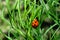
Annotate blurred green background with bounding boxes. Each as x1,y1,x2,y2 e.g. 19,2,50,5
0,0,60,40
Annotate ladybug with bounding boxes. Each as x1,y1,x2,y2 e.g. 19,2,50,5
32,19,39,28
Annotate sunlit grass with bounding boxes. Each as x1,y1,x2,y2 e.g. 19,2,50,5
0,0,60,40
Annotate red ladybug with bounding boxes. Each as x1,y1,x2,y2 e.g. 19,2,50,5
32,19,39,28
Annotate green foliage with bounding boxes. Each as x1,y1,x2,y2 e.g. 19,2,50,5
0,0,60,40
